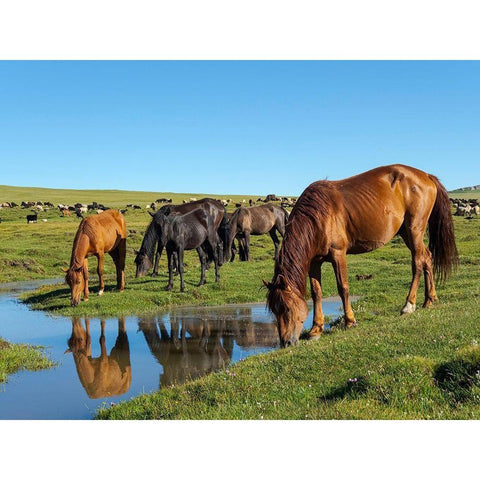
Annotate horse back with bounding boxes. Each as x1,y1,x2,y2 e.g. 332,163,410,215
84,210,127,253
336,165,437,252
170,208,212,249
168,198,224,230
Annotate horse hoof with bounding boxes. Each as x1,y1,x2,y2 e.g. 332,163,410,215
308,334,322,341
151,273,158,278
83,298,89,303
401,302,416,315
98,290,104,296
345,321,357,329
166,286,172,291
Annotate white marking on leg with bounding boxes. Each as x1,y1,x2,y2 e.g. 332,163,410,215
401,301,416,315
98,289,104,296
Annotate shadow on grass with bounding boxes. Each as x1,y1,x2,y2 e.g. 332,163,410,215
319,376,370,403
434,346,480,405
24,286,70,306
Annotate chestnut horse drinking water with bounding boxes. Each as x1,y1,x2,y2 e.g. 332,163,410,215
64,209,127,306
266,165,458,347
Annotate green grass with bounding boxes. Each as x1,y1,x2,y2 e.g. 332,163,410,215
0,338,56,383
96,214,480,419
1,184,480,419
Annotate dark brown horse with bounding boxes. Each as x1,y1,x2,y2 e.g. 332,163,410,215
64,209,127,306
226,203,289,262
265,165,458,347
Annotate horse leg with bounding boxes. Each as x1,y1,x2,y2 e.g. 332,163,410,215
178,247,185,292
110,240,126,291
331,250,356,327
83,258,89,302
152,242,163,277
399,219,433,314
422,248,438,308
99,320,107,357
166,247,174,291
196,247,207,286
243,230,251,261
308,260,324,338
208,237,220,283
96,253,105,295
230,239,237,262
269,228,280,261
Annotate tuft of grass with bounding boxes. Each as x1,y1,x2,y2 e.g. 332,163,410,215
0,338,56,383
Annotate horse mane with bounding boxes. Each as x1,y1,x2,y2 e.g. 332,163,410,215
139,216,161,260
272,180,336,297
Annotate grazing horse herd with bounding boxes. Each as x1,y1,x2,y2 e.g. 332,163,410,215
64,164,459,347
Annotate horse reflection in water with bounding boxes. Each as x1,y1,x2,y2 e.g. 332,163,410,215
138,314,231,388
226,307,280,350
65,317,132,399
138,307,279,389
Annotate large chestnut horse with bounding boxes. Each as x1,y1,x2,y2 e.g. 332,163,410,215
266,165,458,347
64,209,127,306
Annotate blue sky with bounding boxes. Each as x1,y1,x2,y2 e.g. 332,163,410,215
0,61,478,195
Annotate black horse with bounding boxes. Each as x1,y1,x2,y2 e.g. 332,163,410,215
135,198,228,277
142,208,221,292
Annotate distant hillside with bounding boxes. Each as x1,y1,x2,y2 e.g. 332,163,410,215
450,185,480,193
0,185,261,209
449,185,480,200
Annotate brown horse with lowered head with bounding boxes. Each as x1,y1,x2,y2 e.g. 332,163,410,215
266,164,458,347
64,209,127,306
226,203,289,262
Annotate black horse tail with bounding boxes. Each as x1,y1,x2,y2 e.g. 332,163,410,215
282,206,290,227
225,208,240,262
218,207,229,259
428,175,458,283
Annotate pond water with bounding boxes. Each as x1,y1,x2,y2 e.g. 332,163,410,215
0,279,343,419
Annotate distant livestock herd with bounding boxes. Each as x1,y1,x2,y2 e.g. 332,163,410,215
450,197,480,217
0,194,297,224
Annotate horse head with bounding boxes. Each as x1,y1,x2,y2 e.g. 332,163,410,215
265,274,308,347
134,248,152,277
64,265,86,307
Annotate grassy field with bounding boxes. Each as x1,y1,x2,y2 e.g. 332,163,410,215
95,214,480,419
0,338,55,384
1,184,480,419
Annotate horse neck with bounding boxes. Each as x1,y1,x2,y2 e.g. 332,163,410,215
140,221,160,260
70,231,90,269
274,214,317,296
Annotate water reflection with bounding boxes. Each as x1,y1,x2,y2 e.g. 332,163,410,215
0,279,344,419
66,317,132,399
138,306,279,389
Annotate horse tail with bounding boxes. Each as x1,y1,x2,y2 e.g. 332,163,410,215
217,207,229,260
282,207,289,227
225,209,240,262
428,175,458,283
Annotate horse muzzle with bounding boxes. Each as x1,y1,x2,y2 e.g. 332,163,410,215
281,336,299,348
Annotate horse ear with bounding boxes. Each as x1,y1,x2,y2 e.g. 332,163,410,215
262,279,272,289
148,211,154,217
277,274,291,292
134,249,139,255
64,349,71,354
61,267,69,273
